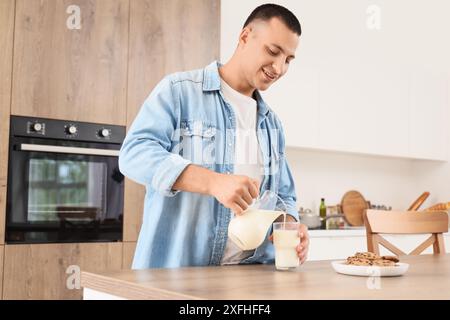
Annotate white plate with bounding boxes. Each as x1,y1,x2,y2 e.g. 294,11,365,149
331,260,409,277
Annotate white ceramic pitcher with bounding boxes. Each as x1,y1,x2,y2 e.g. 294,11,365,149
227,191,288,250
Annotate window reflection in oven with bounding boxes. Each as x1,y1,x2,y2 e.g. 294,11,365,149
28,158,107,222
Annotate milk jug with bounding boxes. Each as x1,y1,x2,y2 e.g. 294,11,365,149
227,191,287,250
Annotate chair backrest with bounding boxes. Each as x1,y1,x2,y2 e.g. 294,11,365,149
364,209,449,256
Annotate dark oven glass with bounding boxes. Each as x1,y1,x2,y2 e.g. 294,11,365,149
7,136,124,244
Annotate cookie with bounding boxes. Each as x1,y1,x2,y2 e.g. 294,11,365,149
354,252,381,260
346,257,372,266
381,255,399,263
372,259,396,267
345,252,400,267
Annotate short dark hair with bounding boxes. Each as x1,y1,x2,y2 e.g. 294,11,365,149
243,3,301,36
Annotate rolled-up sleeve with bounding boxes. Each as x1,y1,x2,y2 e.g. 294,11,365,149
119,76,191,197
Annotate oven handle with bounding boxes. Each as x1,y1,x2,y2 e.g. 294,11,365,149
19,143,120,157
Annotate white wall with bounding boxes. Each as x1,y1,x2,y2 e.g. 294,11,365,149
286,147,413,212
285,147,450,213
411,159,450,206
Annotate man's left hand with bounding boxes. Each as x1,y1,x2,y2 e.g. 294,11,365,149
269,223,309,264
297,224,309,264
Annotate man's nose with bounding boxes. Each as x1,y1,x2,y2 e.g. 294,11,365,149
271,58,284,76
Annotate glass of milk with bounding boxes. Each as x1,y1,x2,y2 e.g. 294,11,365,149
273,222,300,270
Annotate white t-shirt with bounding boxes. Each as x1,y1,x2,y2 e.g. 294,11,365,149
219,77,264,265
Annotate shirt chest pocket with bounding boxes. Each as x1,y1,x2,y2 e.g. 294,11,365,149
180,120,217,169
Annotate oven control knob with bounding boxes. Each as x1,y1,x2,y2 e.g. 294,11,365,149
32,123,43,132
99,128,110,138
66,125,77,135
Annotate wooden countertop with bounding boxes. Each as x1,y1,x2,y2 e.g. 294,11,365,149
81,254,450,300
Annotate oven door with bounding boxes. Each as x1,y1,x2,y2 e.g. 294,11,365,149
6,137,124,244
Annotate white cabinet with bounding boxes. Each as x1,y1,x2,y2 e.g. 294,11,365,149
221,0,450,161
316,68,410,158
308,235,367,261
308,230,450,261
409,72,449,161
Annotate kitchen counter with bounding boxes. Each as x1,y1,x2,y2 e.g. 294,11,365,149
81,254,450,300
307,229,450,261
309,228,366,237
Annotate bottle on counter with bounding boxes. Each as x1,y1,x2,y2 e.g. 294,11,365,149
320,198,327,229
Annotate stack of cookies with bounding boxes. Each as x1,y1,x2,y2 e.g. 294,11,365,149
346,252,399,267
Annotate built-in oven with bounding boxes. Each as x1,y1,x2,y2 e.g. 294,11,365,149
6,116,125,244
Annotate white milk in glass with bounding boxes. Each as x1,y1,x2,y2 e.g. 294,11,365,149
273,223,300,270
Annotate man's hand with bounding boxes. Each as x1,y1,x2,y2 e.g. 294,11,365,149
172,165,260,215
269,223,309,264
296,224,309,264
209,173,260,215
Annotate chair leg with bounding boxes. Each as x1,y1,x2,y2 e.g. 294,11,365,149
371,234,380,255
367,232,376,253
434,233,446,255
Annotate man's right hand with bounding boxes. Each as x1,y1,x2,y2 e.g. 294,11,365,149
209,173,260,215
172,165,260,215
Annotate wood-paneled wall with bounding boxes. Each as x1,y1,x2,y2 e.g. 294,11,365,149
11,0,129,125
0,0,15,246
3,243,123,300
124,0,221,242
122,242,137,269
0,0,221,299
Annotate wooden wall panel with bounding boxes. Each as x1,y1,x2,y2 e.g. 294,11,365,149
0,0,15,245
124,0,220,241
3,242,123,300
122,241,137,269
1,0,221,300
11,0,129,125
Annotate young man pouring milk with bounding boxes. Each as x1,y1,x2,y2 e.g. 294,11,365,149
119,4,310,269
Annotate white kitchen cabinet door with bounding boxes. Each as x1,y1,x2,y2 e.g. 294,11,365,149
316,0,450,160
409,72,448,161
312,0,411,158
317,68,409,158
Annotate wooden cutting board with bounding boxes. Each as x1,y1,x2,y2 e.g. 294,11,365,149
408,191,430,211
341,190,369,226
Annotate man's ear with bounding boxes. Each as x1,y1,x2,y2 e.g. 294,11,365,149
239,26,252,45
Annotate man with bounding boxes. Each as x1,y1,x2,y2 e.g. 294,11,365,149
119,3,309,269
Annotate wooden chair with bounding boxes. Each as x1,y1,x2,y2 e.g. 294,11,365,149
363,209,448,256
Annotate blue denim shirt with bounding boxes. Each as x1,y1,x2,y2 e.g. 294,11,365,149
119,61,299,269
